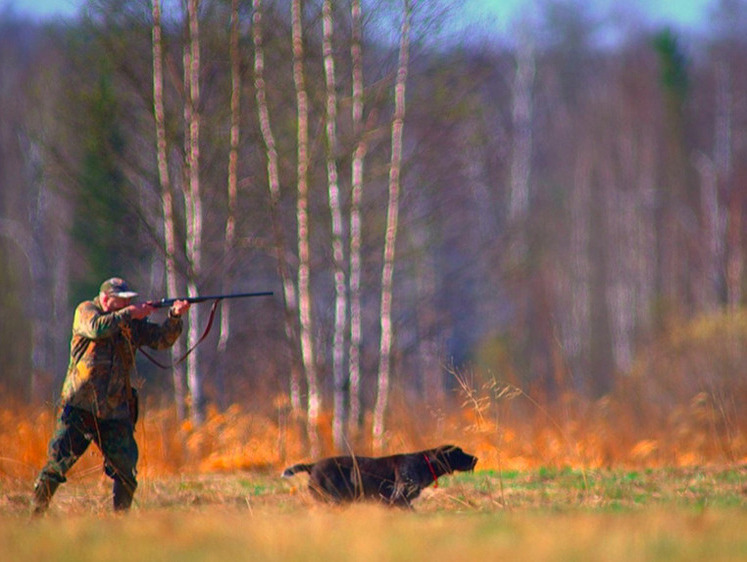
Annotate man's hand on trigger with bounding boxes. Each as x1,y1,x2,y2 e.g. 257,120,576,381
169,300,191,317
127,302,155,320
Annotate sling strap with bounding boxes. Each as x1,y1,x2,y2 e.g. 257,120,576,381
139,298,222,369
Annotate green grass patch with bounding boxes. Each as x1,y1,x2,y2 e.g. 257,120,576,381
1,466,745,561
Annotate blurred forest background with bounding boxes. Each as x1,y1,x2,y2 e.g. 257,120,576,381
0,0,745,464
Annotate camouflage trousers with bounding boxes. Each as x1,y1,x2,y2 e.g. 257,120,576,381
33,405,138,513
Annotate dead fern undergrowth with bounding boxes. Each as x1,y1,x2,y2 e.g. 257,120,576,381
1,374,744,485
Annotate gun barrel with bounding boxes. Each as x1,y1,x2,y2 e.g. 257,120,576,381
150,291,273,308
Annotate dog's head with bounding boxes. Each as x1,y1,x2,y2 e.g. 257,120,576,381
432,445,478,474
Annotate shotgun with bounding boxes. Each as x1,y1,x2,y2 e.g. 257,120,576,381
148,291,273,308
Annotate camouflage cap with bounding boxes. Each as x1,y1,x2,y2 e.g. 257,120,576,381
100,277,138,299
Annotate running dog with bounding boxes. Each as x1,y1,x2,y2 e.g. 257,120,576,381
282,444,477,507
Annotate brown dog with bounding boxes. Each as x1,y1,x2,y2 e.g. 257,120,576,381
282,444,477,507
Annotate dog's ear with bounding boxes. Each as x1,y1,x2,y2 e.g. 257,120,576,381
441,445,462,457
436,445,458,464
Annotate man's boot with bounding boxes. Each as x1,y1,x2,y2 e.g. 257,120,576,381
112,477,136,512
31,476,60,515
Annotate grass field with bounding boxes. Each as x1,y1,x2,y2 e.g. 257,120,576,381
2,360,745,561
2,466,745,561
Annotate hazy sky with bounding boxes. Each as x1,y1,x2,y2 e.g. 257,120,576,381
9,0,714,29
464,0,711,28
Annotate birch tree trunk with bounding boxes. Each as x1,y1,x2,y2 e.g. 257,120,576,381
694,153,723,311
565,138,592,386
348,0,365,435
725,190,743,311
252,0,303,414
152,0,187,421
216,0,241,408
322,0,348,451
508,24,535,260
505,21,537,392
373,0,411,454
713,64,743,311
26,142,57,402
0,216,49,400
184,0,205,425
292,0,321,455
607,111,657,375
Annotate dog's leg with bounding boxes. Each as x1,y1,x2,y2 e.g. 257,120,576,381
389,470,416,509
390,486,414,509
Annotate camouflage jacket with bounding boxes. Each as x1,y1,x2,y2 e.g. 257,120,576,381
59,296,183,420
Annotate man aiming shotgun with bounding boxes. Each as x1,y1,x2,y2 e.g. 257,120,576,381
32,277,271,514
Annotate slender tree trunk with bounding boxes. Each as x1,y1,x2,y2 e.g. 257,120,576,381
323,0,348,451
26,147,55,402
508,24,534,260
0,217,48,401
713,64,743,311
152,0,186,420
607,120,656,374
292,0,320,455
373,0,411,454
216,0,241,408
252,0,303,414
411,204,440,404
52,215,70,388
588,158,614,397
184,0,204,425
725,190,743,311
505,21,537,392
566,138,592,388
694,153,723,311
348,0,365,435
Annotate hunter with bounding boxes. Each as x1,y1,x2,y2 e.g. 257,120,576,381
32,277,190,514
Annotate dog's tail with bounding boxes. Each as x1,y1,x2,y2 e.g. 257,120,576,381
282,463,314,478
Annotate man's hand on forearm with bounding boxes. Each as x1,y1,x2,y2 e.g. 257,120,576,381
126,302,156,320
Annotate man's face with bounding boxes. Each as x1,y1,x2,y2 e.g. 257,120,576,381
101,293,132,312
